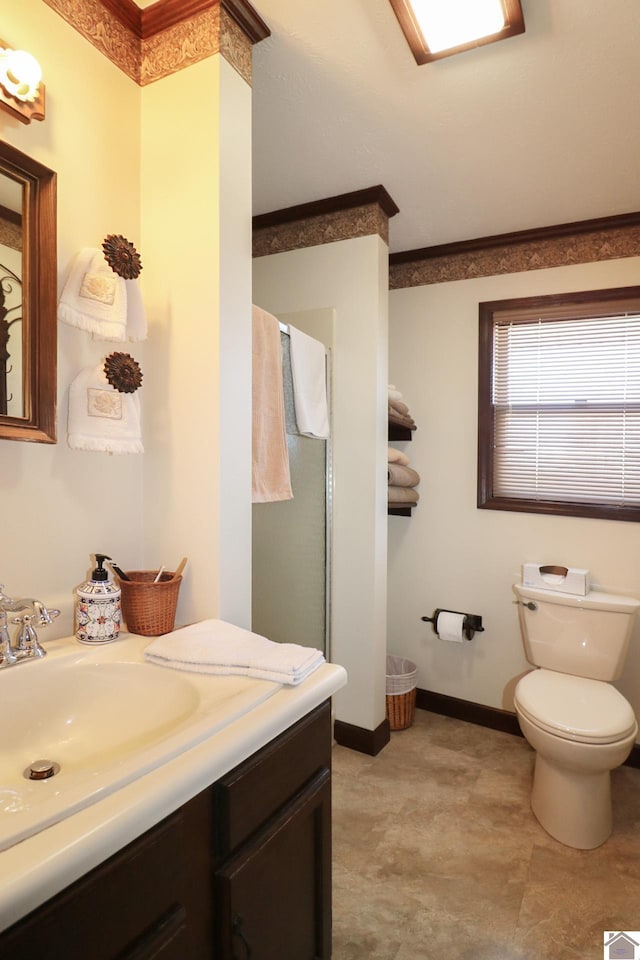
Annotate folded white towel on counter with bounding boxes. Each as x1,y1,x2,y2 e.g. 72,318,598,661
288,325,330,439
144,618,325,686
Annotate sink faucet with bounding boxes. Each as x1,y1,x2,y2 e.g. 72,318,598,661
0,586,60,668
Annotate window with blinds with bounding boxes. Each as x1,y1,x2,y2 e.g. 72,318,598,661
477,287,640,522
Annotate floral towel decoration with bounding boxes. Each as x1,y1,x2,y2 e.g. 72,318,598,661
102,234,143,280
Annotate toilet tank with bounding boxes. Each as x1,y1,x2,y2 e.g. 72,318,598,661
513,583,640,680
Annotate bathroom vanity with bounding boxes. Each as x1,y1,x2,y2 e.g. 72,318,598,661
0,633,346,959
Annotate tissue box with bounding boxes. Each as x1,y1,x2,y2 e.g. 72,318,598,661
522,563,590,597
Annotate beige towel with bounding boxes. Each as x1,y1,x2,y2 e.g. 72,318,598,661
388,447,410,466
389,397,410,416
388,485,420,504
252,305,293,503
388,463,420,487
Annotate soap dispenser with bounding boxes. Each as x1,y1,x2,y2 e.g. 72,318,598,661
76,553,121,644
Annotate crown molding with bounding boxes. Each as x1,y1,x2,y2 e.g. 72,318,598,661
252,186,400,257
45,0,269,85
389,211,640,288
96,0,269,41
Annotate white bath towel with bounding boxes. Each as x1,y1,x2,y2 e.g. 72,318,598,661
58,248,128,341
288,325,330,439
68,361,143,454
144,619,325,686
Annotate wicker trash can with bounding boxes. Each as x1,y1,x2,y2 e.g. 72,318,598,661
118,571,182,637
385,655,417,731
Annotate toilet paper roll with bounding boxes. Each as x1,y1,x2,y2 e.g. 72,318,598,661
437,611,465,643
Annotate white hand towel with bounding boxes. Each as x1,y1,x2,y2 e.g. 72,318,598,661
58,248,128,341
124,278,148,342
68,362,143,454
144,619,325,686
288,325,330,439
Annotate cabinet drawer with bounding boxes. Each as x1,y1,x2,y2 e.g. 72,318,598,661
213,700,331,857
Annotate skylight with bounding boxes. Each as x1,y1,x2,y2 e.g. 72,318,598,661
388,0,525,64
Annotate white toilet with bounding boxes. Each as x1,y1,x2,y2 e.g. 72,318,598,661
513,582,639,850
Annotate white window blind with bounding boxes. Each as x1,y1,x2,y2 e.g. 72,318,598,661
492,312,640,506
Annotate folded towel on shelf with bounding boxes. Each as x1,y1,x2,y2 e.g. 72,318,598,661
289,325,330,439
388,463,421,487
388,447,410,466
388,385,403,401
389,398,411,417
388,406,417,429
252,305,293,503
388,485,420,505
144,619,325,686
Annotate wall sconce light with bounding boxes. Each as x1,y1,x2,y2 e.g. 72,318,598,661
388,0,525,65
0,40,45,123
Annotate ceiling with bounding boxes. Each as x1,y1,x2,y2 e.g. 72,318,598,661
247,0,640,253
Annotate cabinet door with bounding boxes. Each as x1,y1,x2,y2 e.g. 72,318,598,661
0,792,212,960
215,770,331,960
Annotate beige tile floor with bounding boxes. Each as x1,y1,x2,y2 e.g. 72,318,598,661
331,710,640,960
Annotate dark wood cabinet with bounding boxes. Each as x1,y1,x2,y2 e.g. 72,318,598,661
0,702,332,960
215,771,331,960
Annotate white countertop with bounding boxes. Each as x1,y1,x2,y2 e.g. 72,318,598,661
0,632,347,933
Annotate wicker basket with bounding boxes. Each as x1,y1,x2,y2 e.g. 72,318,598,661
386,688,417,731
385,655,417,731
118,571,182,637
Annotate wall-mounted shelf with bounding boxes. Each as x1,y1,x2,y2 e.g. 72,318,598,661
388,416,418,515
388,423,414,442
388,505,414,517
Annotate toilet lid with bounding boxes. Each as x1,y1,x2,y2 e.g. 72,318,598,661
515,669,637,744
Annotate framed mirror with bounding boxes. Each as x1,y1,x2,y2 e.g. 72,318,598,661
0,140,56,443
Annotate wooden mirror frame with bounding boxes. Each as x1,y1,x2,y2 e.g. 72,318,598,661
0,140,56,443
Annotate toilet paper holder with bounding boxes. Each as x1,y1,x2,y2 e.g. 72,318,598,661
421,609,484,642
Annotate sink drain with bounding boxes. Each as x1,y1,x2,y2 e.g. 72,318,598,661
24,760,60,781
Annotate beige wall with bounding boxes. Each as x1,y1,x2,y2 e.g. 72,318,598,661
1,3,252,636
1,1,143,636
140,56,253,630
253,234,389,731
388,256,640,740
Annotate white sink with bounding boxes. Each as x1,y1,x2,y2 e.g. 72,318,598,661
0,634,280,852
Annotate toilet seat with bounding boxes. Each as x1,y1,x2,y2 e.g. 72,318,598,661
515,669,637,744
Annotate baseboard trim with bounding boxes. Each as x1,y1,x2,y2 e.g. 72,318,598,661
416,688,522,736
333,717,391,756
416,687,640,768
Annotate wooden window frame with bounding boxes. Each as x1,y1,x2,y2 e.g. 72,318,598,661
477,286,640,523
